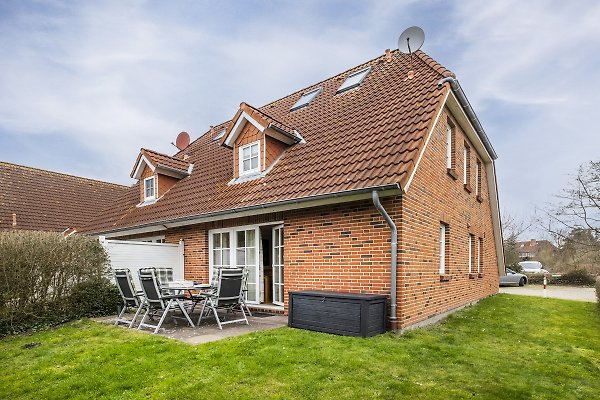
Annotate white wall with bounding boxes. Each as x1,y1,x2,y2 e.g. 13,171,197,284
100,237,184,289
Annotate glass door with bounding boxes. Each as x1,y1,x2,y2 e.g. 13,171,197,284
272,225,284,306
235,227,259,304
211,231,230,285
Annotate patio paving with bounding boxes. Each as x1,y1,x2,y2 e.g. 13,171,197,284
95,312,288,344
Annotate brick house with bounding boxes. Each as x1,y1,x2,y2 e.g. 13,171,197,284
0,161,127,233
83,49,504,330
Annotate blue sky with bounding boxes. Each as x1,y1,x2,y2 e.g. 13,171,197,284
1,1,599,238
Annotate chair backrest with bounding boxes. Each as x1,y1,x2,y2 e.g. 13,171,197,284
113,269,140,307
138,268,165,309
155,267,174,284
215,268,244,307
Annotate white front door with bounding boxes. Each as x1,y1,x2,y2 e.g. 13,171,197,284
235,227,260,304
272,225,284,306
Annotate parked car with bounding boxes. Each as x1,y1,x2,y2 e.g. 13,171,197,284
518,261,549,274
499,268,528,287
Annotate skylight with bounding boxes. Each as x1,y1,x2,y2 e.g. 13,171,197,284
290,87,321,111
336,67,371,94
213,129,226,141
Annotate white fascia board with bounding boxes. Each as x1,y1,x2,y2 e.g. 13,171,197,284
132,154,156,180
99,187,402,238
404,90,450,192
445,91,493,164
224,111,265,147
486,161,506,276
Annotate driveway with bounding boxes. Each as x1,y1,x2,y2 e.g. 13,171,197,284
500,285,597,302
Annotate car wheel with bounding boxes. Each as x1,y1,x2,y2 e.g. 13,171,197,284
519,277,526,287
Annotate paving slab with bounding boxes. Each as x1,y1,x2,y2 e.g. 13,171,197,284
94,313,288,344
500,285,596,302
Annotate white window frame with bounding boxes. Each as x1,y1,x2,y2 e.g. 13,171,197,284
239,141,260,176
475,160,481,195
446,124,452,169
468,234,473,273
143,176,156,201
439,223,446,275
463,146,468,184
478,237,483,273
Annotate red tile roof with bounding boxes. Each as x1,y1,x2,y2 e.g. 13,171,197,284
83,50,454,234
130,148,191,178
0,162,128,232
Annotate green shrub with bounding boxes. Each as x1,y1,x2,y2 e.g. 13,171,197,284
0,231,112,336
68,278,121,318
555,269,596,286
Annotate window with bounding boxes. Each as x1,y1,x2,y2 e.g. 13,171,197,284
291,87,321,111
440,223,449,274
446,124,453,169
213,129,226,141
478,237,483,273
211,231,231,282
475,159,482,197
239,141,260,175
143,176,155,200
463,144,471,188
337,67,371,93
468,234,475,273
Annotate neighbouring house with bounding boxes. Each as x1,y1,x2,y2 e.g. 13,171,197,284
82,49,504,330
0,161,127,233
516,239,557,260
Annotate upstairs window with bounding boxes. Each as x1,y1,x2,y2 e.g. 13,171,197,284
143,176,155,200
478,237,483,273
240,141,260,175
446,124,453,169
291,87,321,111
475,159,482,197
468,234,475,273
337,67,371,93
463,143,471,190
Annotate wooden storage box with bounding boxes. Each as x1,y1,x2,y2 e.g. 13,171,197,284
288,291,387,337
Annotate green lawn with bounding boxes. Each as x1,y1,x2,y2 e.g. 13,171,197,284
2,294,600,400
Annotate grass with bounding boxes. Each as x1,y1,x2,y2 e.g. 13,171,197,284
2,294,600,400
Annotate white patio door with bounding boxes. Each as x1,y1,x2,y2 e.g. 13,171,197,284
235,227,260,304
272,225,284,306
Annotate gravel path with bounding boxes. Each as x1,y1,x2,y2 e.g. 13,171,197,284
500,285,597,302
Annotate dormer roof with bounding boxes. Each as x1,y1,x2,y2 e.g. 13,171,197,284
130,148,192,180
220,102,303,148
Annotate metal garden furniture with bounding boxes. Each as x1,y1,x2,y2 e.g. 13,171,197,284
113,268,145,328
137,268,195,334
197,267,249,329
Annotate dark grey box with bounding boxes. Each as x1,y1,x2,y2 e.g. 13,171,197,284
288,291,387,337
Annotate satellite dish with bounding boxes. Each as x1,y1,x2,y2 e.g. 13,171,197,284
398,26,425,54
175,131,190,150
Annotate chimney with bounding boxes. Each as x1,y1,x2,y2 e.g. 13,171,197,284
12,213,16,228
530,239,536,247
385,49,392,62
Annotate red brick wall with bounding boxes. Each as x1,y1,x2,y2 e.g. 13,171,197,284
282,198,399,311
398,107,499,329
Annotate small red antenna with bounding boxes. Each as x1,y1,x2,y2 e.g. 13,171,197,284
175,131,190,150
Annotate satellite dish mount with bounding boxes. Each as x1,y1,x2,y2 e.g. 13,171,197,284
397,26,425,79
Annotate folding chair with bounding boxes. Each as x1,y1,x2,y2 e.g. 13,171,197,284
113,269,145,328
197,268,249,329
137,268,194,334
241,268,253,317
188,267,221,316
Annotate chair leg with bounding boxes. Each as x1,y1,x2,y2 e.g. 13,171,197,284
197,298,209,326
239,303,249,325
129,303,144,328
242,298,252,317
115,303,127,325
154,300,173,334
137,305,151,331
176,298,195,328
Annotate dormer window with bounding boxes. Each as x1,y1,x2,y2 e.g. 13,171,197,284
144,176,156,200
240,141,260,175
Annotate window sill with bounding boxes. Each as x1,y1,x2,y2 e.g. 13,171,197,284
469,273,477,279
464,183,472,193
478,273,484,278
476,194,483,203
439,274,451,282
447,168,457,180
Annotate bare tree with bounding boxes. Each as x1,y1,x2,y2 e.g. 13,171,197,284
501,212,533,268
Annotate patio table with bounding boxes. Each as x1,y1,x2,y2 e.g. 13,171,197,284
163,281,212,316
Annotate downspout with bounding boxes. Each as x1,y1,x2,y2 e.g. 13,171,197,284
438,77,498,160
371,190,398,329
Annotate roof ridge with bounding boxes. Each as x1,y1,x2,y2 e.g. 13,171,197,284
242,102,295,130
0,161,127,188
414,50,456,79
141,148,186,161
